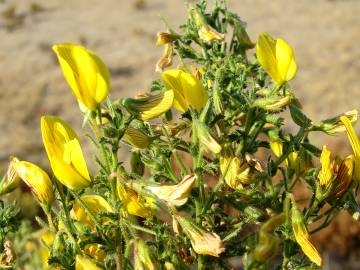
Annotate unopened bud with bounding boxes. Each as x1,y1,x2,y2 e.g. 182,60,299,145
0,157,20,195
254,95,292,111
156,32,176,46
124,125,151,149
130,151,145,176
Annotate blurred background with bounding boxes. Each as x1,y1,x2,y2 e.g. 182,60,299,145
0,0,359,269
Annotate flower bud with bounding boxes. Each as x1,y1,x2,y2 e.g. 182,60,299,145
289,105,311,128
14,161,54,206
122,90,174,121
193,120,221,154
76,255,103,270
175,215,225,257
124,125,151,149
53,43,110,111
291,200,322,267
71,195,112,230
41,116,91,190
318,145,334,188
133,239,157,270
155,43,173,72
256,33,297,85
162,69,208,112
0,157,20,195
313,109,358,135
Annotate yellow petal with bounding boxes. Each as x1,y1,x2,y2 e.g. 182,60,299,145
162,69,208,112
71,195,112,229
276,38,297,82
341,115,360,181
122,90,174,121
14,161,54,205
53,43,110,111
318,145,333,187
256,33,281,84
76,255,103,270
41,116,91,190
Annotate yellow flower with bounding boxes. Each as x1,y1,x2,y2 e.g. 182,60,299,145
122,90,174,121
0,156,20,195
291,200,322,267
41,116,91,190
84,244,106,262
76,255,103,270
176,215,225,257
269,138,283,158
117,181,152,218
133,239,157,270
53,43,110,111
124,125,151,149
162,69,208,112
13,161,54,206
341,115,360,182
71,195,112,230
256,33,297,85
135,175,196,207
331,155,354,199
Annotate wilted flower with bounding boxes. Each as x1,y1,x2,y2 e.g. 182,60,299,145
316,145,354,200
132,175,196,207
76,255,103,270
13,161,54,206
176,215,225,257
291,200,322,267
53,43,110,111
156,32,175,46
193,120,221,154
256,33,297,85
124,125,151,149
122,90,174,121
133,239,157,270
254,214,285,262
0,157,20,195
41,116,91,190
162,69,208,112
117,180,152,218
313,109,358,135
190,7,224,43
155,43,173,72
341,115,360,182
71,195,112,229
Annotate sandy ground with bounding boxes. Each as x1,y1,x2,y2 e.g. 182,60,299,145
0,0,360,268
